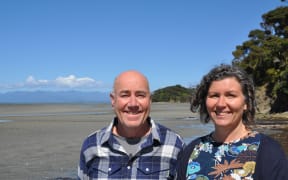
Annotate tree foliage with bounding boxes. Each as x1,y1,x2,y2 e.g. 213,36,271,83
152,85,195,103
152,5,288,113
232,6,288,113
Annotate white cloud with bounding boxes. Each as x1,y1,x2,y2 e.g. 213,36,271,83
54,75,97,88
0,75,110,92
25,76,49,86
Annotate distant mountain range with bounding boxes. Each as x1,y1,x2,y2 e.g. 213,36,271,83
0,91,110,103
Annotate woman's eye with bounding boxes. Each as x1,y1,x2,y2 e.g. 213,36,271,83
227,94,236,98
208,94,218,98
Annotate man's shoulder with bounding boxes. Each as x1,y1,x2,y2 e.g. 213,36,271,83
81,126,110,149
154,122,184,144
155,122,179,135
87,125,107,136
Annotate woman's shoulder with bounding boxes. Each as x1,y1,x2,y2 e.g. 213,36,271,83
257,132,287,158
254,133,288,179
258,132,283,147
184,134,209,150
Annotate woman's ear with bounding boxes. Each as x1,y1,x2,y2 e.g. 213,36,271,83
243,103,247,110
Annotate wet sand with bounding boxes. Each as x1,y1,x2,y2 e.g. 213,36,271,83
0,103,287,179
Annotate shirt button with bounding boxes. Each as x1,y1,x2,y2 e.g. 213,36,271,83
145,168,150,172
108,167,112,171
127,166,131,169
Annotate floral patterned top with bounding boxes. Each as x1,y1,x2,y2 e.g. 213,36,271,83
185,131,260,180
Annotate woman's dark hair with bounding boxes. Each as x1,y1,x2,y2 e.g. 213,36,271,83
190,64,256,125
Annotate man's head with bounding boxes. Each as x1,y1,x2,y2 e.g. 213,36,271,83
110,70,151,138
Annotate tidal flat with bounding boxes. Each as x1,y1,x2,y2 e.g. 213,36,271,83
0,103,287,179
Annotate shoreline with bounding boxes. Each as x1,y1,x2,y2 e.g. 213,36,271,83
256,111,288,121
0,103,287,179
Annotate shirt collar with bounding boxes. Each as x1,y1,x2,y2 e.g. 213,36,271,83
100,117,162,146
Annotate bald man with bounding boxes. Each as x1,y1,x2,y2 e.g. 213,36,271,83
78,70,184,180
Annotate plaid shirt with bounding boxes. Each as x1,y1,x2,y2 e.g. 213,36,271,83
78,118,184,180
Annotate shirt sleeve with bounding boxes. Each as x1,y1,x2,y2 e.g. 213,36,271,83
254,133,288,180
77,139,90,180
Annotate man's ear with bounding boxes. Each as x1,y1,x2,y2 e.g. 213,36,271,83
110,93,115,107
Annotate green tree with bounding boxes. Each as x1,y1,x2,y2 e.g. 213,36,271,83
232,6,288,113
152,85,194,103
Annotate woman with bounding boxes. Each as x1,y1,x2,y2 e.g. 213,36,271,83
177,64,287,180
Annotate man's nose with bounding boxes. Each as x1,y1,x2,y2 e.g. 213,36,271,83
128,95,138,106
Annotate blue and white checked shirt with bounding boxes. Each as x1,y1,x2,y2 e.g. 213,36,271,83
78,117,184,180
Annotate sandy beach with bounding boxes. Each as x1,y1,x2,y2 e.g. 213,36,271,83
0,103,287,180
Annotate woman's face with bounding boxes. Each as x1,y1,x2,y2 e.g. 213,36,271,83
206,77,247,129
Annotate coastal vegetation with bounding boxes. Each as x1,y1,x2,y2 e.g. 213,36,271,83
232,6,288,113
152,84,195,103
153,6,288,114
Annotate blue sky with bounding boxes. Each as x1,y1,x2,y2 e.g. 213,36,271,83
0,0,285,93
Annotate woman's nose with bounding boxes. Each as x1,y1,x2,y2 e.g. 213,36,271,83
216,96,226,107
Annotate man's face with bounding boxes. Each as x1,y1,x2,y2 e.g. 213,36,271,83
110,71,151,137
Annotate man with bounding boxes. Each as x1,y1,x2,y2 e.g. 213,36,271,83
78,70,184,180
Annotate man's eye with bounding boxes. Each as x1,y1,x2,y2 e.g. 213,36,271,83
120,94,129,97
138,93,148,98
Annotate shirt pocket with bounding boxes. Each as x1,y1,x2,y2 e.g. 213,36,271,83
89,161,123,178
137,158,171,179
